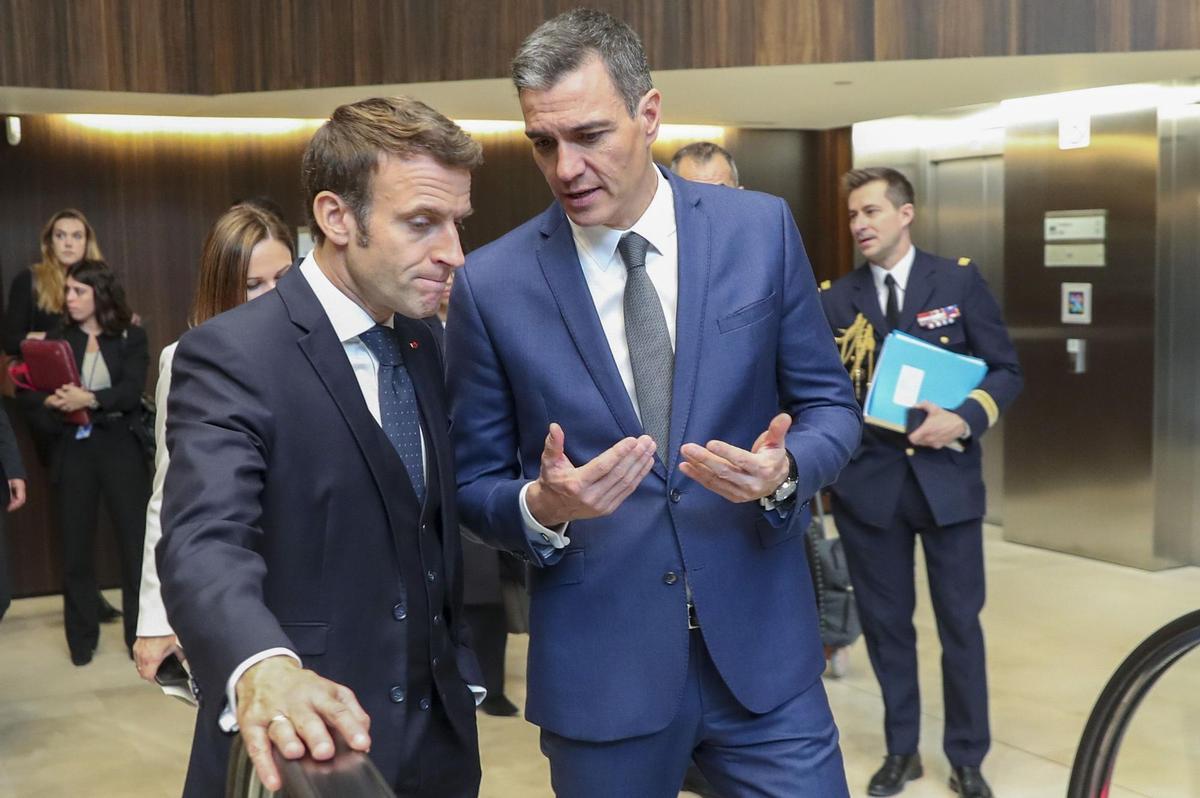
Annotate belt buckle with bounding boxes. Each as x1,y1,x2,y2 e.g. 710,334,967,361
687,601,700,630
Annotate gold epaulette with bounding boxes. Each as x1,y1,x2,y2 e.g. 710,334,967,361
833,313,876,402
958,257,971,266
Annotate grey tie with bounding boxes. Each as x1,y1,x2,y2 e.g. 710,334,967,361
618,231,673,460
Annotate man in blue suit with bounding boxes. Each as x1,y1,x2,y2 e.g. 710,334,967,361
159,97,485,797
445,10,861,797
820,168,1022,798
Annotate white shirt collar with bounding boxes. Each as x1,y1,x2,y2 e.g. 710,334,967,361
567,167,676,270
299,251,392,342
869,244,916,293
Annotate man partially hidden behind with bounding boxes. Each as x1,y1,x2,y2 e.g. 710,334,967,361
670,141,741,189
446,10,860,797
820,167,1022,798
159,97,485,797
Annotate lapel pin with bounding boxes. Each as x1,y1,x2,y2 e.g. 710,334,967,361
409,340,420,349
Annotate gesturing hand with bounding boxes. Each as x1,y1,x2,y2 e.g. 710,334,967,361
907,401,968,449
6,479,25,512
524,423,657,528
679,413,793,503
236,656,372,792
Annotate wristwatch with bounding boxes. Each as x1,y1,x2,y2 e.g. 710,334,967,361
759,451,798,512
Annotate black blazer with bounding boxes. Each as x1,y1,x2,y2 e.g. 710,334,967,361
3,269,64,356
160,268,482,796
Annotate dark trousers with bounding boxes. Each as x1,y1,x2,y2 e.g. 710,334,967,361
57,425,149,655
464,603,508,696
394,688,482,798
0,513,10,622
835,471,990,767
541,631,848,798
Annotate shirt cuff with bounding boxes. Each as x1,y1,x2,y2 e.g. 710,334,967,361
468,684,487,706
519,482,570,549
218,648,301,733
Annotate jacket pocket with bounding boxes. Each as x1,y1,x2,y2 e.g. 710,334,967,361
717,292,777,334
280,622,329,656
529,548,584,593
756,512,802,548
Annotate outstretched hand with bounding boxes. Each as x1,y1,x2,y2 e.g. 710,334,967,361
524,423,656,528
679,413,793,503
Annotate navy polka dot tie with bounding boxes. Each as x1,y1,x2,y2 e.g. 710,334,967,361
358,325,425,502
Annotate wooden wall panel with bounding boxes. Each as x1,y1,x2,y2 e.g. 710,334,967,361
0,115,834,596
5,1,1200,96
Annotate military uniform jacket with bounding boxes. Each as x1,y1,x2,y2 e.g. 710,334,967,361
820,248,1022,529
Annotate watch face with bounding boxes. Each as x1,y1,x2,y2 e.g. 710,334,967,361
776,479,798,502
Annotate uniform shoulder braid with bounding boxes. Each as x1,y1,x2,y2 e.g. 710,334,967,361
958,257,971,267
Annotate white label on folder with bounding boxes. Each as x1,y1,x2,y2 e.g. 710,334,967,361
893,365,925,407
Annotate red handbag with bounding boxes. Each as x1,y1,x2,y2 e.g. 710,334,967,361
10,339,91,426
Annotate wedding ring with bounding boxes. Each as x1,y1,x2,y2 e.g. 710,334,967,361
269,713,291,727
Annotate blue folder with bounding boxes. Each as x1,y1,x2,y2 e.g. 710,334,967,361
863,331,987,432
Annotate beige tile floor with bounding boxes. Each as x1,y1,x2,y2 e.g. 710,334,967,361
2,527,1200,797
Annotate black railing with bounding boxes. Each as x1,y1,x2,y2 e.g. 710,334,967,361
1068,608,1200,798
226,732,396,798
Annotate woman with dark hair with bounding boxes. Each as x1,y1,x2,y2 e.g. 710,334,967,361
132,203,294,681
5,209,124,624
19,259,150,665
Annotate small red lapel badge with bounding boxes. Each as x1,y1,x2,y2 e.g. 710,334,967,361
409,340,419,349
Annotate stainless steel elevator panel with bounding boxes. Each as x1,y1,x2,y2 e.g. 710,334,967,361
1003,109,1176,570
930,156,1006,523
1154,104,1200,565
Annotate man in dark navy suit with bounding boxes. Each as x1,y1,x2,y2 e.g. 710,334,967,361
159,97,485,798
447,10,860,798
820,167,1022,798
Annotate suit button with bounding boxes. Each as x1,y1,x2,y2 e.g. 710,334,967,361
432,657,440,667
421,524,429,534
940,336,950,344
432,613,441,625
392,603,407,621
419,698,431,711
905,448,915,456
426,570,436,582
663,571,678,585
669,489,681,503
389,686,406,704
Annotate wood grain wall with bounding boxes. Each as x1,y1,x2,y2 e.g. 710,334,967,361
3,1,1198,94
0,114,837,596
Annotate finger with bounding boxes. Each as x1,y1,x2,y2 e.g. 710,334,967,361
703,439,757,472
679,461,748,503
680,445,739,481
586,438,654,496
575,436,648,484
314,685,372,751
242,725,284,792
286,704,336,760
543,423,565,458
762,413,792,448
914,400,938,413
593,448,655,512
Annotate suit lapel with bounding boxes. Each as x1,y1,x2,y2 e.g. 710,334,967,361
535,207,646,445
664,173,709,478
898,250,936,333
850,265,888,340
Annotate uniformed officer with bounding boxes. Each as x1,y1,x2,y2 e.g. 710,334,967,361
820,167,1021,798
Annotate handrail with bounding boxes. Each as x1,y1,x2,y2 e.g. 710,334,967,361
225,732,396,798
1067,608,1200,798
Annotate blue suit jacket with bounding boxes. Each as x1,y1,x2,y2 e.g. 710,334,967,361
159,269,482,795
820,249,1022,529
445,169,861,742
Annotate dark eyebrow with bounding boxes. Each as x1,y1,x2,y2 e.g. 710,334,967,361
524,121,611,141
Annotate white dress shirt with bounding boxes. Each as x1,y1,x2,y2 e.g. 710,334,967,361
135,341,179,637
519,168,678,550
869,244,916,317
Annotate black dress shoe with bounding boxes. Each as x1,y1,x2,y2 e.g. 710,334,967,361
479,694,519,717
867,753,923,796
950,766,993,798
70,648,95,666
98,596,122,623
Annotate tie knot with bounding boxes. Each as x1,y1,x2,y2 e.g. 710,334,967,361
358,325,404,366
617,232,651,272
884,274,897,287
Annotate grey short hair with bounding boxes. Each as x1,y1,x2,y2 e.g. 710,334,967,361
669,142,740,186
512,9,653,117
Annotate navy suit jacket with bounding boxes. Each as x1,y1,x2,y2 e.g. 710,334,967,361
820,249,1022,528
159,269,481,795
445,169,861,742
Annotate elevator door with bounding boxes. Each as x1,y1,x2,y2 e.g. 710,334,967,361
929,155,1005,523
